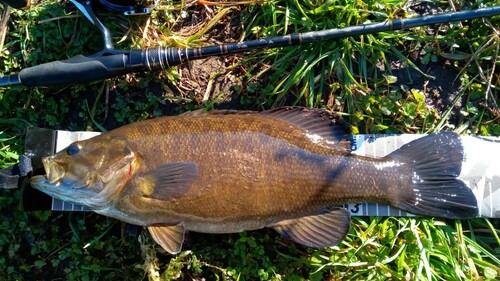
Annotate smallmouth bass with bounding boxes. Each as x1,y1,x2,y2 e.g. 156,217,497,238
31,107,478,254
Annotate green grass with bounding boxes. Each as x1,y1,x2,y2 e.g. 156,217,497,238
0,0,499,280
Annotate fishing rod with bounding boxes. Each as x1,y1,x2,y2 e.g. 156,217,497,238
0,1,499,87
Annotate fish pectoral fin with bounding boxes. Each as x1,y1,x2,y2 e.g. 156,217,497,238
148,223,185,254
142,162,198,200
271,207,351,248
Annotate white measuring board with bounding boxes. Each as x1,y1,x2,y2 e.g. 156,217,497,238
352,134,500,218
49,131,499,218
51,130,100,211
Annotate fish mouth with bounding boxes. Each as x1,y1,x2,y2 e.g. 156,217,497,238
42,156,65,184
30,175,90,206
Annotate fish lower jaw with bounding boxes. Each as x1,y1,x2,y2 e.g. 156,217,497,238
30,176,57,191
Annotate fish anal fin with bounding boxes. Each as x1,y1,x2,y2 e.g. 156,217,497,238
148,224,185,254
271,207,351,248
141,162,198,200
261,107,352,152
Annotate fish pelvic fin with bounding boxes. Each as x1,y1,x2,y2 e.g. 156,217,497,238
389,132,478,218
148,223,185,254
271,207,350,248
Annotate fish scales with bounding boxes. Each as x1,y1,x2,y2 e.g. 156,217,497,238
107,114,403,224
31,107,478,254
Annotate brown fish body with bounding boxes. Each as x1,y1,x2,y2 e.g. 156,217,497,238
100,112,403,229
31,107,477,254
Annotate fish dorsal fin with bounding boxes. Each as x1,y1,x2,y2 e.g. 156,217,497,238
261,107,352,152
182,107,352,151
271,207,351,248
141,162,198,200
180,109,256,116
148,224,185,254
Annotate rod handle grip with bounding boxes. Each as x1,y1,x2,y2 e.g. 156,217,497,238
18,54,133,86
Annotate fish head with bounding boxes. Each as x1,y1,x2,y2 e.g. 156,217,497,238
31,137,137,210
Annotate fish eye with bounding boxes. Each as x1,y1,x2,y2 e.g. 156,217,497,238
66,143,80,155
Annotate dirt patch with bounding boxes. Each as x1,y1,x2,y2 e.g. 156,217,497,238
166,5,248,109
178,56,244,108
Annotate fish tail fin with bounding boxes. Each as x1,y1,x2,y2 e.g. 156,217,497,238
388,132,478,218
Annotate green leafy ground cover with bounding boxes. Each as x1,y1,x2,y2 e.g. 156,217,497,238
0,0,499,280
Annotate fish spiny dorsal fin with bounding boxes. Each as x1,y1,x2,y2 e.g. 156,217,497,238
271,207,351,248
261,107,353,152
182,107,352,151
148,224,185,254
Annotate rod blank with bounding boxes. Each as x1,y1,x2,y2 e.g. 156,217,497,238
1,6,499,87
143,6,500,70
